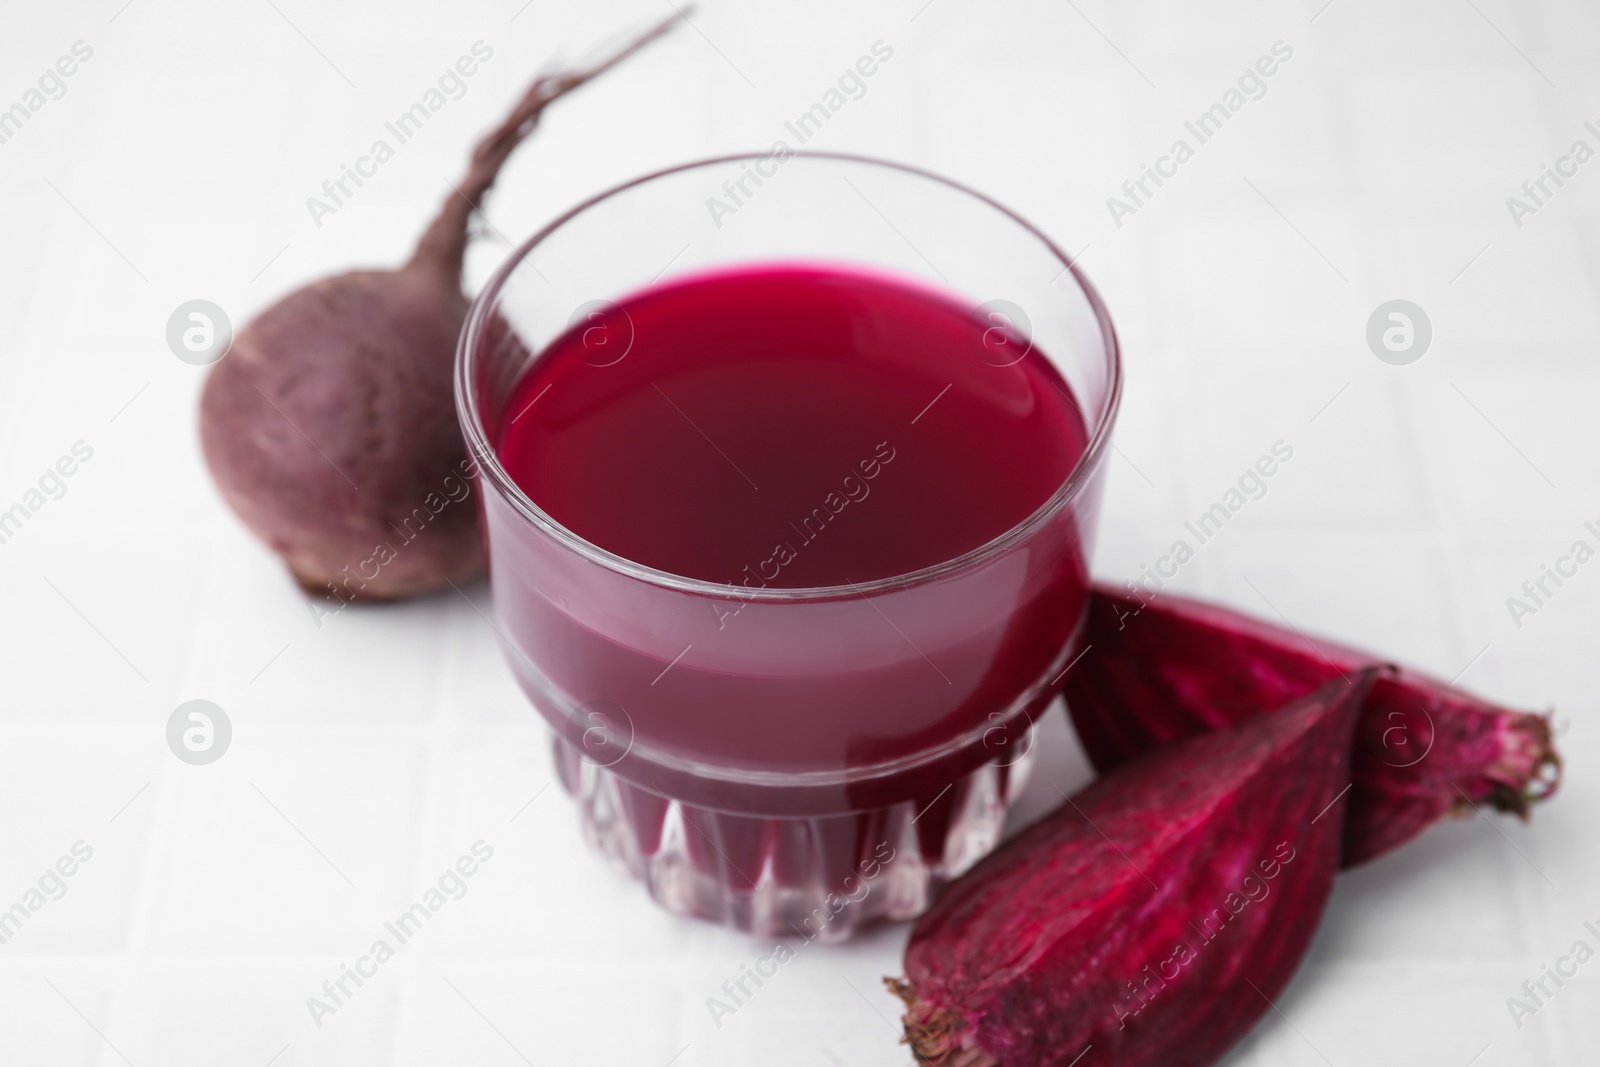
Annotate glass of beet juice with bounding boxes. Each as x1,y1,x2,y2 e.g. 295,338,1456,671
456,153,1121,940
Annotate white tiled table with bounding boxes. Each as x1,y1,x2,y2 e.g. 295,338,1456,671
1,1,1596,1064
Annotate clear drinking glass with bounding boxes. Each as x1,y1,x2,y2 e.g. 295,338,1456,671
456,152,1121,940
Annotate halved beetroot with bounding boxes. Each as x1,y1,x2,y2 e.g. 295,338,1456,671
892,673,1374,1067
1063,584,1560,865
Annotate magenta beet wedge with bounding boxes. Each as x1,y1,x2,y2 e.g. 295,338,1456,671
1063,584,1561,866
893,673,1373,1067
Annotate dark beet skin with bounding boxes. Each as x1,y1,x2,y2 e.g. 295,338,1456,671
200,263,477,600
1064,584,1561,866
893,673,1373,1067
197,15,683,601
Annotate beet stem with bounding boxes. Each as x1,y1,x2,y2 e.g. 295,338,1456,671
407,9,689,280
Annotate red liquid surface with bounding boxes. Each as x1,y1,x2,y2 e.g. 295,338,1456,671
484,265,1100,904
498,266,1086,588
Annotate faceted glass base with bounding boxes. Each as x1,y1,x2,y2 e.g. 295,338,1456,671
553,731,1036,942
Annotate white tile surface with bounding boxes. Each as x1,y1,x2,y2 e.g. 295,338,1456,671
1,1,1595,1064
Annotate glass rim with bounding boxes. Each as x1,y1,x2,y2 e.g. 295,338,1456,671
455,150,1123,601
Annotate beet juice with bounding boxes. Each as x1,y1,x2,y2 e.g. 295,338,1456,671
496,267,1086,593
476,263,1100,936
457,147,1116,943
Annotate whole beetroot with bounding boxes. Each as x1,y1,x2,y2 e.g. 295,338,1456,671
891,672,1373,1067
200,16,680,601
